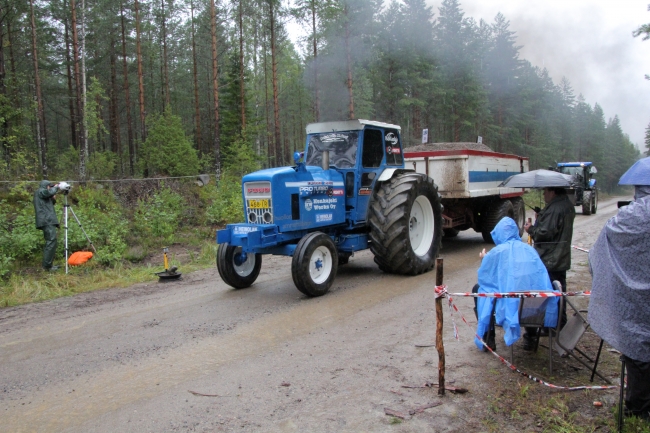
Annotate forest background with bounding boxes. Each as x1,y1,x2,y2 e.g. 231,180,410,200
0,0,647,284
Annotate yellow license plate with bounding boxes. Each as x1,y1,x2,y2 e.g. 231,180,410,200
248,199,269,209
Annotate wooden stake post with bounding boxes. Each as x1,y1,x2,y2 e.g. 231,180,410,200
435,258,445,396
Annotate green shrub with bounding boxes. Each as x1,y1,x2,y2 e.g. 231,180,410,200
205,176,244,225
62,186,129,266
133,187,184,242
139,107,200,176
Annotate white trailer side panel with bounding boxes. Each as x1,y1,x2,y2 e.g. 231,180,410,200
403,150,529,199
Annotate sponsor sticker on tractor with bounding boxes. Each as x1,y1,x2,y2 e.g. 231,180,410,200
316,213,333,223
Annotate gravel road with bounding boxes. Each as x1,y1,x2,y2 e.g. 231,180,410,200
0,196,626,432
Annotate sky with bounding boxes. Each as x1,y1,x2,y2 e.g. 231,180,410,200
287,0,650,149
456,0,650,149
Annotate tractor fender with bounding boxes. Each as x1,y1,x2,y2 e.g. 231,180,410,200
377,168,415,182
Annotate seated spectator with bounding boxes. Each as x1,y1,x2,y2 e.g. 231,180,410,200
589,157,650,421
474,217,558,351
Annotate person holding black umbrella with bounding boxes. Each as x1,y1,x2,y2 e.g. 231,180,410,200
522,187,575,350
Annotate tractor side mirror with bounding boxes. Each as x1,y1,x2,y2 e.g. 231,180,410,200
589,166,597,175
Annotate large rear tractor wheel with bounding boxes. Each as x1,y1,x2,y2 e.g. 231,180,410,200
481,199,515,244
291,232,338,297
510,197,526,237
582,191,593,215
369,173,442,275
217,243,262,289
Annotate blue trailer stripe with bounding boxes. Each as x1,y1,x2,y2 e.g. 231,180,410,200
468,171,521,183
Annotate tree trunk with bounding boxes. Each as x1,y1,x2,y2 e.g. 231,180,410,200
29,0,48,177
80,0,88,180
161,0,170,110
64,2,78,150
120,1,135,175
210,0,220,174
344,7,354,120
238,0,246,131
311,0,319,121
135,0,146,144
109,38,120,155
263,37,272,167
190,0,202,151
269,0,281,166
70,0,86,180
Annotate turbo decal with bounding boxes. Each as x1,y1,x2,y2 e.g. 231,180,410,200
304,199,313,211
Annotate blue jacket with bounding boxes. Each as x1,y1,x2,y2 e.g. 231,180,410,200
475,217,558,349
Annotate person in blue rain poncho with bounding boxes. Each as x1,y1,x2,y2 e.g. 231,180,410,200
474,217,559,351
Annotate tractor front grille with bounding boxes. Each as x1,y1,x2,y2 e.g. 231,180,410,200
244,181,273,224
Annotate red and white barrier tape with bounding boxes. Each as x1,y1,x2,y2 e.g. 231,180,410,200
434,285,616,391
448,291,591,298
572,245,590,253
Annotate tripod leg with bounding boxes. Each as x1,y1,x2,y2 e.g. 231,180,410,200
68,206,97,254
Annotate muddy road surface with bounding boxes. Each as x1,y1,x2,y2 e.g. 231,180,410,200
0,197,627,432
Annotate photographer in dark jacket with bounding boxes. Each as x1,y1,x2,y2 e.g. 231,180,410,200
33,180,60,271
523,187,575,349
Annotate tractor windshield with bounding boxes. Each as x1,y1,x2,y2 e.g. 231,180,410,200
558,166,585,178
306,132,359,169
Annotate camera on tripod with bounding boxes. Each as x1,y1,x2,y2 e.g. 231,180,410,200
57,181,72,194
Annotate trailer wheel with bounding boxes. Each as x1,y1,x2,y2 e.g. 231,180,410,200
217,243,262,289
582,191,592,215
591,190,598,214
369,173,442,275
291,232,338,297
510,197,526,237
481,199,514,243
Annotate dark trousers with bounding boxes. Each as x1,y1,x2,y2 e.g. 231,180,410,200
624,355,650,419
41,225,58,269
472,284,496,345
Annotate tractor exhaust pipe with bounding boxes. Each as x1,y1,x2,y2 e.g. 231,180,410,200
322,151,330,170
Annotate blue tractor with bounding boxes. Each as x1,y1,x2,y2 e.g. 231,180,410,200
216,120,443,297
556,162,598,215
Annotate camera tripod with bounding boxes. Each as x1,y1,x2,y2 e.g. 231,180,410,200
62,192,96,274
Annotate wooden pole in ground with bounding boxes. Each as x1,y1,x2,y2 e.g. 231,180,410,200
435,258,445,396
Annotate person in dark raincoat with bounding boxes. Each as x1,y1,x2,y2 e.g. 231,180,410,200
523,187,575,349
473,217,557,351
589,157,650,421
33,180,60,271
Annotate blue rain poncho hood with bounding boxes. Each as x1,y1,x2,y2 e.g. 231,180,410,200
475,217,558,349
588,193,650,362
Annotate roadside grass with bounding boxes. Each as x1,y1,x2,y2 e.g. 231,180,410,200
0,240,218,307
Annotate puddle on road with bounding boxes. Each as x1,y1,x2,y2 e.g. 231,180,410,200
5,244,483,432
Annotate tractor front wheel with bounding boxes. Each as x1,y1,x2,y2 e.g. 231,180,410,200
291,232,338,297
217,243,262,289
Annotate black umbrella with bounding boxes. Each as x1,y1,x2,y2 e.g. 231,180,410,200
499,169,574,188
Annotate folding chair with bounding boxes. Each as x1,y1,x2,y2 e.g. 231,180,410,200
516,280,563,374
552,296,610,384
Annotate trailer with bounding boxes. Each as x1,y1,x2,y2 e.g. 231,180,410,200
403,146,529,243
